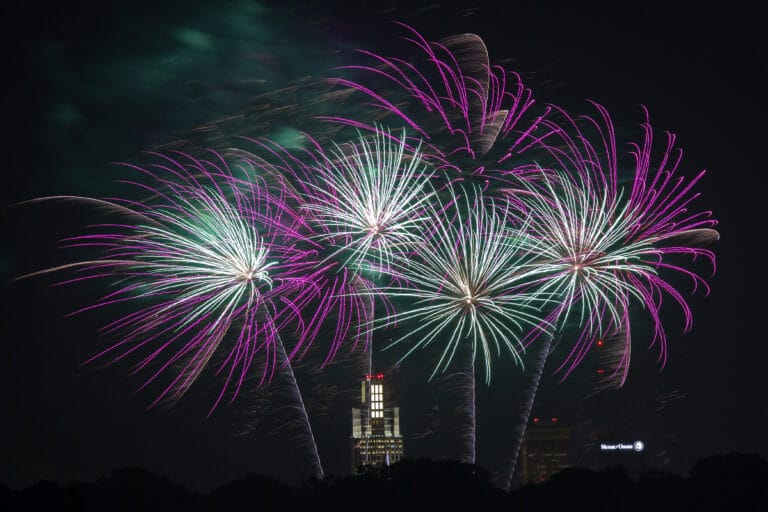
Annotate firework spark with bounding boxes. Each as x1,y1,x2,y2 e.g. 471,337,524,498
511,167,659,365
238,136,398,365
324,23,551,180
498,104,718,489
17,17,721,487
510,104,718,382
23,151,332,412
298,128,437,275
371,185,550,384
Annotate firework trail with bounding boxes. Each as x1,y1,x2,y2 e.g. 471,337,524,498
300,128,436,377
157,128,429,476
272,332,324,478
456,342,477,465
241,128,434,363
229,129,432,472
324,22,552,183
496,333,553,488
17,16,721,485
365,184,551,466
498,104,718,488
513,104,718,380
278,128,433,463
371,185,550,384
323,23,556,460
509,166,659,377
20,150,335,477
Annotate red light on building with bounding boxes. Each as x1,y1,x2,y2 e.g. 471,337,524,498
597,368,605,375
596,339,604,347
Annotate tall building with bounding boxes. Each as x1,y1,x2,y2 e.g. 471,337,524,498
521,417,571,484
351,372,404,475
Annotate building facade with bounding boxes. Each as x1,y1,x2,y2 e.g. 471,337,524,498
351,373,404,475
521,418,572,484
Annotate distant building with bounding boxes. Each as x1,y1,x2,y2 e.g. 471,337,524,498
521,417,571,484
351,372,404,475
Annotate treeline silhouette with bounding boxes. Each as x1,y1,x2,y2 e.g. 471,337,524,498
2,453,765,510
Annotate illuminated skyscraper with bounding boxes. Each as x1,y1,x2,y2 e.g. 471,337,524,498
521,417,571,484
351,373,404,475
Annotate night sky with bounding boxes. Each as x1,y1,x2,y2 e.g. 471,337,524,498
1,0,765,493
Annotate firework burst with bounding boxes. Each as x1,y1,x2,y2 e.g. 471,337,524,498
24,151,330,412
298,127,436,275
497,103,718,489
372,185,550,383
511,104,718,383
324,23,551,182
511,167,660,365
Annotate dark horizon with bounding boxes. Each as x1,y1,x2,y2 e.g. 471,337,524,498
3,453,767,511
2,449,765,491
1,0,765,495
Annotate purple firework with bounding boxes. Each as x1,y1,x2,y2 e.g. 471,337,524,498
498,103,718,488
24,150,339,414
320,24,558,466
237,135,402,366
514,103,719,382
324,23,552,181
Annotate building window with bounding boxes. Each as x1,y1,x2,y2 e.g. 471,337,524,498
371,383,383,418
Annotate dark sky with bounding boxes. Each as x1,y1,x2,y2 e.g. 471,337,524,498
1,0,765,493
